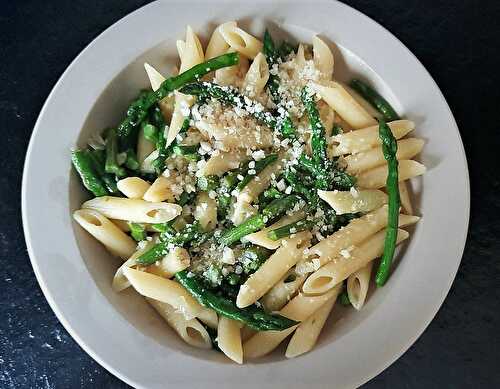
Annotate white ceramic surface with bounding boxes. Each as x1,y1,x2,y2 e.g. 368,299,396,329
22,1,469,388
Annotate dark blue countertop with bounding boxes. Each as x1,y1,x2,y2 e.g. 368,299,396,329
1,1,499,387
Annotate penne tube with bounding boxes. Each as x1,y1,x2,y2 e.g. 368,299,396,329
143,175,175,203
285,292,337,358
219,22,263,59
201,149,247,176
205,22,235,60
261,268,307,312
304,206,419,272
345,138,425,174
347,262,373,310
73,209,136,260
341,82,382,119
240,326,256,342
144,62,165,91
356,160,426,189
318,189,388,215
110,219,156,233
193,192,217,231
242,52,269,97
229,200,258,226
332,119,414,156
399,180,414,215
244,284,342,358
244,211,306,250
243,326,297,359
137,127,156,166
123,268,203,320
147,298,212,349
236,232,312,308
214,48,250,87
302,229,409,295
312,81,377,129
146,247,190,279
236,160,283,204
112,241,155,292
312,36,334,80
218,317,243,364
196,308,219,330
82,196,181,224
117,177,151,199
141,150,159,174
279,284,342,322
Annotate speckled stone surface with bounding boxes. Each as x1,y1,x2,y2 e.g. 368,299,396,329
1,1,499,388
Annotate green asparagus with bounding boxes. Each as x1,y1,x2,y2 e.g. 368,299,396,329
267,218,316,240
236,153,278,191
104,128,126,177
349,79,399,121
175,270,298,331
71,150,109,197
128,222,146,242
375,119,400,286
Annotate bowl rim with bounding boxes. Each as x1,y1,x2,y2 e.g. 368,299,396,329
22,0,470,388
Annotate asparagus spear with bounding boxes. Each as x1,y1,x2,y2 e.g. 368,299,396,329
301,86,327,164
349,79,399,121
71,150,109,197
267,218,316,240
86,149,119,194
179,81,296,138
175,270,298,331
375,119,400,286
219,195,301,246
104,128,126,177
117,52,240,140
236,153,278,191
128,222,146,242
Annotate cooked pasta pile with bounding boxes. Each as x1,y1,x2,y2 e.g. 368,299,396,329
71,22,425,363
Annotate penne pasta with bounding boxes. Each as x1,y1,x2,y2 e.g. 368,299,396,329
356,160,426,189
123,267,203,320
302,206,419,272
345,138,425,174
218,22,263,59
312,81,377,129
147,247,190,279
318,189,388,215
73,209,136,260
261,268,307,312
341,82,382,119
143,175,175,203
205,22,235,60
137,127,156,166
236,232,312,308
201,149,247,176
147,298,212,349
144,62,165,91
244,211,306,250
117,177,151,199
82,196,181,224
302,229,409,295
196,308,219,330
312,36,334,80
218,317,243,364
236,160,283,204
398,180,414,215
285,292,337,358
347,262,373,310
140,149,159,174
229,199,257,226
244,284,342,358
243,326,297,359
332,119,414,156
193,192,217,231
242,52,269,98
112,241,155,292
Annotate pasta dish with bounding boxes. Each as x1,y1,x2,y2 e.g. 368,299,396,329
71,22,425,363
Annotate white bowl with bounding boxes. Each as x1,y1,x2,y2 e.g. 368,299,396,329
22,1,469,388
